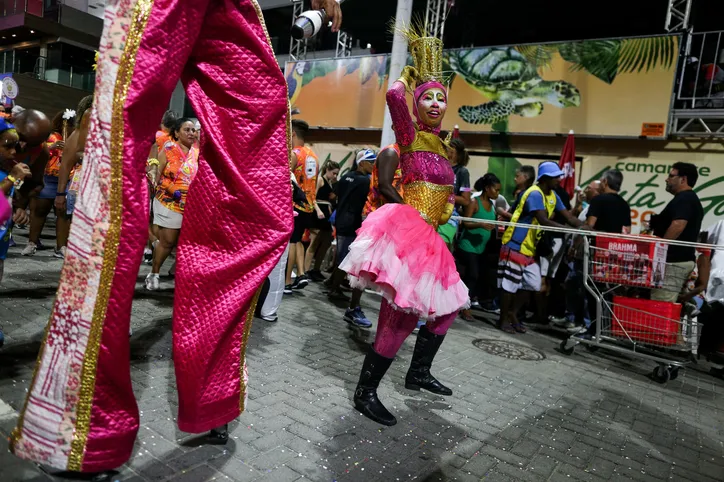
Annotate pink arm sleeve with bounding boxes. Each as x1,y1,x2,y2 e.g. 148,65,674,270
386,81,415,147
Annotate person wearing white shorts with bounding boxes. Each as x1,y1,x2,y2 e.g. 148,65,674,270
498,250,542,294
498,162,587,334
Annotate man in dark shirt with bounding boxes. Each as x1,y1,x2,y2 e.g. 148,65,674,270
650,162,704,302
585,168,631,234
328,149,376,328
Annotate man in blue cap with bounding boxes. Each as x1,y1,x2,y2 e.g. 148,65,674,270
327,149,377,328
498,161,588,334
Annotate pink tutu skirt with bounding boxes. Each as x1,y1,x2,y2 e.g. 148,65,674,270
340,203,469,320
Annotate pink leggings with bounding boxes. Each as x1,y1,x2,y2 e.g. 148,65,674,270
373,299,457,358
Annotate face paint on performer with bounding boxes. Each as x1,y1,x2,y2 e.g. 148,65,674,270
416,88,447,129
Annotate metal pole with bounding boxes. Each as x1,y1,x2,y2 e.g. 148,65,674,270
380,0,413,149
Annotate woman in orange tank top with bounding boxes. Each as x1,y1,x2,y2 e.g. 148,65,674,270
145,118,199,291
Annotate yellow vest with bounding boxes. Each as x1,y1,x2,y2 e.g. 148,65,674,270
502,185,558,257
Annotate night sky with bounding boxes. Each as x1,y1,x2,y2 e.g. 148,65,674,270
264,0,724,55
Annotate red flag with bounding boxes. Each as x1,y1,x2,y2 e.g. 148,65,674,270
558,130,576,199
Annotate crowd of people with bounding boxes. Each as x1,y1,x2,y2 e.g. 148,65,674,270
278,125,711,337
0,104,718,358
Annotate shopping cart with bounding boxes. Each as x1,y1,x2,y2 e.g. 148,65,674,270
560,235,700,383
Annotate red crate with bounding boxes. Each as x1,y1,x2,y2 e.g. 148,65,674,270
611,296,682,346
592,236,668,288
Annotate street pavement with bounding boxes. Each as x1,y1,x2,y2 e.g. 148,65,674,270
1,220,723,482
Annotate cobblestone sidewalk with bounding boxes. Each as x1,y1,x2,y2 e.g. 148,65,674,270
1,223,723,482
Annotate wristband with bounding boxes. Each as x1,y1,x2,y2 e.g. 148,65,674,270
6,175,17,184
147,158,160,167
56,192,68,197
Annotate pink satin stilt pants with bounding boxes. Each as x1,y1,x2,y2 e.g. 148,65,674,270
11,0,291,472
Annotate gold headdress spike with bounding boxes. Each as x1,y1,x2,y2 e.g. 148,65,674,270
93,51,99,71
393,19,444,86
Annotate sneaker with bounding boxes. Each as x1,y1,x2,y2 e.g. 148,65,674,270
344,307,372,328
284,284,294,294
143,248,153,264
292,274,309,290
261,314,278,322
53,246,67,259
307,269,326,282
413,320,425,333
567,324,588,334
470,299,481,310
8,236,15,248
145,273,160,291
21,242,37,256
549,315,569,326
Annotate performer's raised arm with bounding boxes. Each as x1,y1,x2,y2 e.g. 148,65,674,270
385,66,419,147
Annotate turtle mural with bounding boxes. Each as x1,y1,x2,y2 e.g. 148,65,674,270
444,47,580,197
449,48,581,125
444,37,677,198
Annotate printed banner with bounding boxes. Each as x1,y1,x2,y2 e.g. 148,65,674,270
286,35,678,138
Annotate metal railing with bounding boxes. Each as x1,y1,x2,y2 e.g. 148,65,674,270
676,30,724,109
2,52,95,91
670,30,724,137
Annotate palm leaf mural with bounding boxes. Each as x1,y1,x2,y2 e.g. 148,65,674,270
515,36,677,84
618,36,677,74
558,40,621,83
515,44,558,71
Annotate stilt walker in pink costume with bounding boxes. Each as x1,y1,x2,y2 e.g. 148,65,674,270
341,28,469,427
11,0,342,476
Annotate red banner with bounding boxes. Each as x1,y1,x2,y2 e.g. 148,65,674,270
558,131,576,199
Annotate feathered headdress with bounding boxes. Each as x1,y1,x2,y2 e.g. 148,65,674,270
394,20,444,86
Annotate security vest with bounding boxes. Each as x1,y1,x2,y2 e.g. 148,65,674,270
502,185,558,257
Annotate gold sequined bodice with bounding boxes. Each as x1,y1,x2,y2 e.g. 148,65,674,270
403,181,453,229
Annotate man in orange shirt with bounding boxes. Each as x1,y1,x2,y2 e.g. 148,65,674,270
286,119,319,293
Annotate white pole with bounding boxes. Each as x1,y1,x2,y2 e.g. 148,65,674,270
380,0,414,149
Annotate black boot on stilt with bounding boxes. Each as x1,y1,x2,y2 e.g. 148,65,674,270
353,349,397,426
405,325,453,396
208,423,229,444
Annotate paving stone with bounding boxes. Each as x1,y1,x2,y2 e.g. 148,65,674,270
209,453,262,481
169,464,221,482
460,453,497,477
248,446,296,471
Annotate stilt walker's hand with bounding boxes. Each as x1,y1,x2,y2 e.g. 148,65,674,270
312,0,342,32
